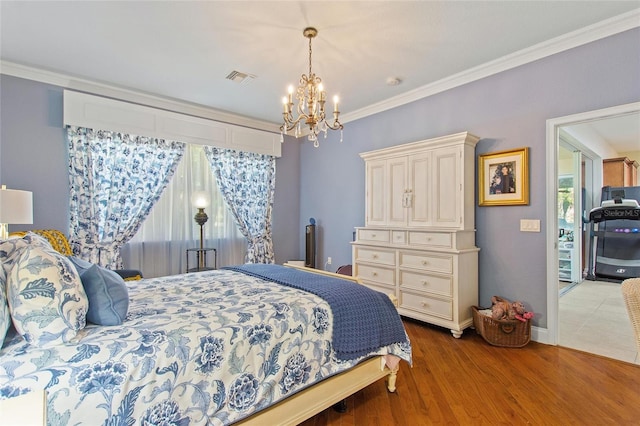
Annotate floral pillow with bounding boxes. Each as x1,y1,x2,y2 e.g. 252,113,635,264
0,270,9,344
7,244,88,347
1,234,48,344
0,232,53,275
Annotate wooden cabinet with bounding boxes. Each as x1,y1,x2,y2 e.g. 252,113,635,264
363,133,478,230
603,157,638,187
354,132,480,338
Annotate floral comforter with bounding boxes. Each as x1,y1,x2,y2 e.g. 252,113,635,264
1,268,411,425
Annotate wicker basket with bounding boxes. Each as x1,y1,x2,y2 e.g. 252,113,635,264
472,306,531,348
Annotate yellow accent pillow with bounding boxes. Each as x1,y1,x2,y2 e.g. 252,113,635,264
10,229,73,256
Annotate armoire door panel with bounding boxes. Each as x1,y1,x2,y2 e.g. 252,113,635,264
388,158,407,226
366,160,387,226
408,153,431,227
433,147,461,227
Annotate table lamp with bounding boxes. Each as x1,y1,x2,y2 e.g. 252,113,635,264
0,185,33,240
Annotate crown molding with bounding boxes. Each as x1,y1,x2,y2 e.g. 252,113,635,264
341,8,640,124
0,61,281,134
1,9,638,129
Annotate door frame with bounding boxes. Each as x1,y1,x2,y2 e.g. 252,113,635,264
545,101,640,345
558,133,595,284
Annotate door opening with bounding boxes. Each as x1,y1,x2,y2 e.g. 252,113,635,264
545,102,640,347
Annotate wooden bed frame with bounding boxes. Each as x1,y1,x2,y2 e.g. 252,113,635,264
236,264,401,425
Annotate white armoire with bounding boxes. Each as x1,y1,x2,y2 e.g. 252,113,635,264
352,132,480,337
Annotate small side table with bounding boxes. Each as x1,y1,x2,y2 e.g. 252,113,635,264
186,248,217,273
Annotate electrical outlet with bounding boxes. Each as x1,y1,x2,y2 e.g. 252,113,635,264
327,257,332,265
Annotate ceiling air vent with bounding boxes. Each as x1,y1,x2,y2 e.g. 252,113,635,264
225,70,256,84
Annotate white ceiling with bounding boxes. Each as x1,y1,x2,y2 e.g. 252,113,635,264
1,1,639,151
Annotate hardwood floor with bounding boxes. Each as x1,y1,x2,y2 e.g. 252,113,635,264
299,318,640,425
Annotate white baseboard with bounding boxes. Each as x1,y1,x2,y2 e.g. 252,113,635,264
531,325,553,345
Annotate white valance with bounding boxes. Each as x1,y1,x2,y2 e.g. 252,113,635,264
63,90,281,157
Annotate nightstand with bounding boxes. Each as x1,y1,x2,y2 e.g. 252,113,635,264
186,247,217,273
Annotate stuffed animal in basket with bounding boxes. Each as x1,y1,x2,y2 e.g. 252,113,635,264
515,311,534,322
491,296,526,321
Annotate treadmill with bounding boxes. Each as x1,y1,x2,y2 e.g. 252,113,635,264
586,186,640,282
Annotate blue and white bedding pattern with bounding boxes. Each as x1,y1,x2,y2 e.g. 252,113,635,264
1,268,411,425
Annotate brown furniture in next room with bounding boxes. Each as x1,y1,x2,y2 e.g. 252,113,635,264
603,156,639,187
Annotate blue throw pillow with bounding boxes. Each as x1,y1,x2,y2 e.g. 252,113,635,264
67,256,94,276
80,265,129,326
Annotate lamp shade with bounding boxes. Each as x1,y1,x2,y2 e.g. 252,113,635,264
191,191,210,209
0,187,33,224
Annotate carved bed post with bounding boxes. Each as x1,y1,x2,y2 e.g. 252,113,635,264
386,364,399,392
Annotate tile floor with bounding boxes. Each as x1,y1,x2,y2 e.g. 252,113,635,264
559,279,639,364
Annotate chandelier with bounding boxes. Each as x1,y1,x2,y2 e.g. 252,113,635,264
280,27,343,147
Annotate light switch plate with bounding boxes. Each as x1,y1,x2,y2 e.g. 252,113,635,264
520,219,541,232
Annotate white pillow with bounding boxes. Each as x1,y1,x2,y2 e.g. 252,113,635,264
7,244,88,346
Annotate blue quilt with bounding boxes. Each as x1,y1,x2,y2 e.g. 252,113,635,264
224,264,408,360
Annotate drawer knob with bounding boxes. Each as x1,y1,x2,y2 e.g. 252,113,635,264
372,234,376,237
422,260,428,266
421,302,429,308
372,254,378,259
422,280,428,286
372,272,378,277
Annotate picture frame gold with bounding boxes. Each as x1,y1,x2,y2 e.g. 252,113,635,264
478,147,529,206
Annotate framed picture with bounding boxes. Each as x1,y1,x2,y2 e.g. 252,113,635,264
478,147,529,206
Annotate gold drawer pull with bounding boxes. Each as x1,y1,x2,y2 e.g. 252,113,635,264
372,272,378,277
372,254,378,259
422,260,428,266
422,280,429,286
371,234,376,237
421,302,429,308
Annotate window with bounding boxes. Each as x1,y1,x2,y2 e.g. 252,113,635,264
121,144,246,277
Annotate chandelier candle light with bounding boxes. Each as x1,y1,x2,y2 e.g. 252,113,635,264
280,27,343,147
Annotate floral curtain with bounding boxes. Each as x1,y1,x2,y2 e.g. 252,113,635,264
67,126,185,269
203,147,276,264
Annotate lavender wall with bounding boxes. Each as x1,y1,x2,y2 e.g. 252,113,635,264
298,28,640,328
0,76,68,230
1,28,638,330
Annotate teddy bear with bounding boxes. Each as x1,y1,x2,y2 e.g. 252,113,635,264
490,295,526,321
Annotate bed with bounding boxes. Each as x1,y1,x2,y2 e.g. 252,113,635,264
0,234,411,425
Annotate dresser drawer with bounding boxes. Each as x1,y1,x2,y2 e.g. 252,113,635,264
399,291,453,320
360,280,395,296
356,263,395,286
399,270,452,297
399,251,453,274
354,247,396,266
408,231,452,248
391,231,406,245
357,229,390,243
